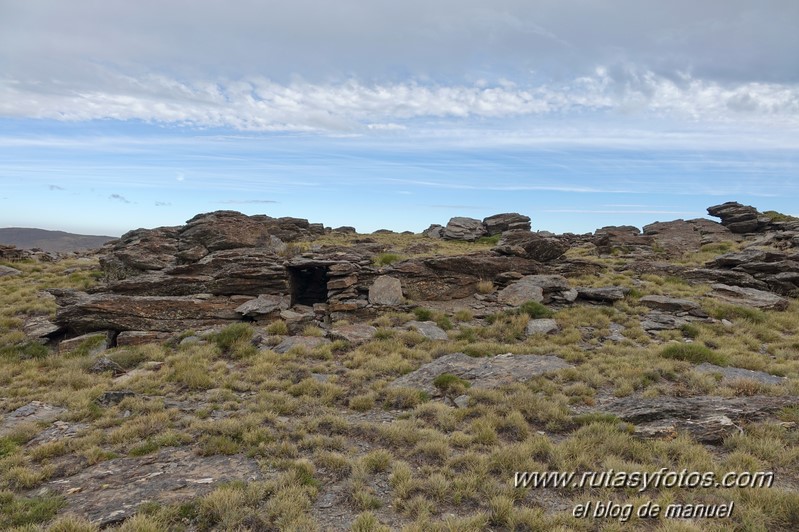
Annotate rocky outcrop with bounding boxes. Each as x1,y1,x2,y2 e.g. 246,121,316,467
388,253,543,300
498,274,575,305
442,217,487,241
422,224,444,239
368,276,403,305
642,218,733,253
710,284,790,310
482,213,531,235
594,226,653,255
492,230,567,262
707,202,770,233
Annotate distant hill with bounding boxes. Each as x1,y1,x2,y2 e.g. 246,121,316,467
0,228,117,253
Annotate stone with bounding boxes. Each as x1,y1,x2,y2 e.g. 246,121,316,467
497,280,543,306
234,294,289,317
389,254,542,301
116,330,172,347
390,352,572,396
23,316,62,339
695,363,787,385
442,217,487,241
405,320,449,340
576,286,628,303
482,213,531,235
326,274,358,290
640,311,690,331
51,290,245,333
88,357,126,376
493,230,567,262
41,447,263,526
368,276,403,305
96,390,136,407
0,401,67,437
27,420,88,447
59,332,109,356
594,226,653,255
707,202,769,233
0,264,21,277
271,336,331,354
710,284,790,310
642,219,732,254
422,224,444,239
639,295,702,313
328,323,377,345
525,319,559,335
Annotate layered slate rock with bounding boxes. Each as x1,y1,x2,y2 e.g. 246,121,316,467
642,218,733,254
594,226,653,255
525,319,559,335
576,286,628,303
710,284,790,310
707,202,770,233
0,264,21,277
492,230,567,262
498,274,575,305
442,217,487,241
405,320,448,340
639,295,706,316
588,394,799,443
41,447,263,526
482,213,531,235
390,352,572,396
388,253,543,300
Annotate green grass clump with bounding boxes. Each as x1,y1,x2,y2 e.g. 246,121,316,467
475,235,501,245
0,491,65,528
412,307,433,321
660,343,728,365
432,373,470,394
0,341,49,361
518,301,554,319
709,304,767,324
763,210,799,223
374,253,402,267
211,323,253,351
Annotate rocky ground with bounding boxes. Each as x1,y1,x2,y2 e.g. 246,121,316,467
0,202,798,531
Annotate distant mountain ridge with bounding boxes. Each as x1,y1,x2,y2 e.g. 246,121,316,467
0,228,117,253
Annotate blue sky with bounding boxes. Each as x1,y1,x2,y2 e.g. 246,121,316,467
1,1,797,236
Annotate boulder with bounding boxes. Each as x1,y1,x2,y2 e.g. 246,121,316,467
525,319,559,335
492,230,567,262
328,323,377,345
642,219,732,254
59,332,109,355
442,217,487,241
422,224,444,239
405,320,448,340
0,265,21,277
497,279,544,306
0,401,67,437
23,316,62,339
368,276,403,305
707,202,770,233
710,284,790,310
482,213,531,235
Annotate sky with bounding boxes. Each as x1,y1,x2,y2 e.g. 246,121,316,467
1,1,797,236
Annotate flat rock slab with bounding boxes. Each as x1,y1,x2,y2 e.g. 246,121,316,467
23,316,62,339
593,394,798,424
271,336,331,354
640,311,691,331
639,295,701,313
390,352,572,396
43,447,263,526
576,286,628,303
695,363,787,385
235,294,289,317
329,323,377,345
711,284,790,310
116,330,173,347
27,421,88,447
586,394,799,444
405,320,448,340
497,279,544,306
0,401,67,437
369,276,404,305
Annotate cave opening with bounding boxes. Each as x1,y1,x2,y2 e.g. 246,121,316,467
287,265,329,306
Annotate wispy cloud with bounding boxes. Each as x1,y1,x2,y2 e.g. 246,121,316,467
543,209,697,215
48,184,65,191
109,194,130,203
154,201,171,207
2,69,797,136
219,199,279,204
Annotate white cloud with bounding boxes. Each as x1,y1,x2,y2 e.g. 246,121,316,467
1,69,797,136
